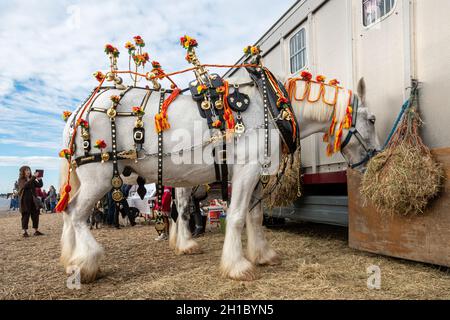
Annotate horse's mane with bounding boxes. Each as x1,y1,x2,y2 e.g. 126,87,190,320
287,79,353,124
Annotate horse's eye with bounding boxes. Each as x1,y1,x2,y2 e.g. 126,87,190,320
368,116,376,124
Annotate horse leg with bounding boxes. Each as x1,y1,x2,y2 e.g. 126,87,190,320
221,164,260,281
60,211,76,268
246,185,281,266
168,217,177,249
64,169,111,283
60,158,77,268
174,187,202,255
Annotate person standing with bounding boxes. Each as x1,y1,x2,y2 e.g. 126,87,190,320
47,185,57,213
17,166,44,237
191,185,209,238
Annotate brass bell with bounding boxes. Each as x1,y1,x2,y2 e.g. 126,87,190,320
107,107,117,118
114,77,123,85
152,80,161,91
101,153,110,162
111,176,123,188
111,189,124,202
234,123,245,135
135,119,144,128
201,100,211,110
106,72,115,81
281,109,291,121
215,99,224,110
260,174,270,186
81,128,90,140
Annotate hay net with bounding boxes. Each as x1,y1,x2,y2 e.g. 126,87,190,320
360,85,444,216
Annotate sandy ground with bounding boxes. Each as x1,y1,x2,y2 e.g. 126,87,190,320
1,210,449,300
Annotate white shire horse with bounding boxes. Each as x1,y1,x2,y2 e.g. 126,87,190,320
170,78,380,257
60,71,378,283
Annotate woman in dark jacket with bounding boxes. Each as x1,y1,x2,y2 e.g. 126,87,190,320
18,166,44,237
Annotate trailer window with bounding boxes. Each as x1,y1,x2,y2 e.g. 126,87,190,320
363,0,396,27
289,28,307,74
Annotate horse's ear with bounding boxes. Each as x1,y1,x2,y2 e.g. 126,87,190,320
357,77,366,105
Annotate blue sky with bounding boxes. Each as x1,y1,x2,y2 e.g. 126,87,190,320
0,0,295,193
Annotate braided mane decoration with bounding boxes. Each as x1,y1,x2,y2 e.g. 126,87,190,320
286,72,354,156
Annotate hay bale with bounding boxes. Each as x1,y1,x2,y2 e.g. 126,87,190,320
361,108,444,216
264,145,302,209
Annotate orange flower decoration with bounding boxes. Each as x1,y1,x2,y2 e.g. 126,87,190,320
132,106,145,117
62,111,72,122
110,95,120,104
277,96,289,107
212,120,222,128
329,79,340,86
58,149,72,160
133,35,145,47
133,53,149,66
125,41,136,53
244,46,261,56
151,61,161,69
94,140,107,150
300,71,312,81
316,75,326,83
104,44,120,57
180,35,198,50
93,71,106,82
216,86,226,94
76,118,89,129
197,84,208,95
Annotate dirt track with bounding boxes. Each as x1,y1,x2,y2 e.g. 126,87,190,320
1,211,449,300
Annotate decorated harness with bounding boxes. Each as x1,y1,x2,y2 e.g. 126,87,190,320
56,35,299,235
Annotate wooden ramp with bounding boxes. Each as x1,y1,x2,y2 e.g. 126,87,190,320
348,148,450,267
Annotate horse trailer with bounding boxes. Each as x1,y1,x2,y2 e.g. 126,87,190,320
225,0,450,227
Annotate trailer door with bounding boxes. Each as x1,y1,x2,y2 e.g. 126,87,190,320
353,0,408,144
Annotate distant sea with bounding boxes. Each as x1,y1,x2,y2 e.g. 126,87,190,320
0,197,11,211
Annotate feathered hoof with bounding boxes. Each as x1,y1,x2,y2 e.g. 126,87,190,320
256,254,281,266
169,235,177,250
221,259,258,281
80,268,100,284
168,222,177,250
60,253,71,269
254,250,282,266
175,240,203,255
65,264,100,284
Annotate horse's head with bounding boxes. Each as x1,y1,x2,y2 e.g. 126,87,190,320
340,78,380,170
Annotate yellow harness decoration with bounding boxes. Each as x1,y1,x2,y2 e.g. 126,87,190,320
286,72,354,156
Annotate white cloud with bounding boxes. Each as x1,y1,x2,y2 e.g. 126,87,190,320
0,156,60,169
0,0,295,168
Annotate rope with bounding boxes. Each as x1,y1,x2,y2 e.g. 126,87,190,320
381,84,419,150
114,63,258,82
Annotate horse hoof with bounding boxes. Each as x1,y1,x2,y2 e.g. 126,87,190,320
65,265,99,284
80,269,100,284
221,259,258,281
175,241,203,255
255,250,282,266
258,255,282,266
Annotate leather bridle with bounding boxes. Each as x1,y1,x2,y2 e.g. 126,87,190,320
339,95,378,169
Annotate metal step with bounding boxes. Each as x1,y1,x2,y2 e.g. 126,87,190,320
264,196,348,227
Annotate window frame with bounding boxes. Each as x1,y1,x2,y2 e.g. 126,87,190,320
288,27,308,76
362,0,398,28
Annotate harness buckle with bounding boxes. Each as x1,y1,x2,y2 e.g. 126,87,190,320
216,149,227,163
